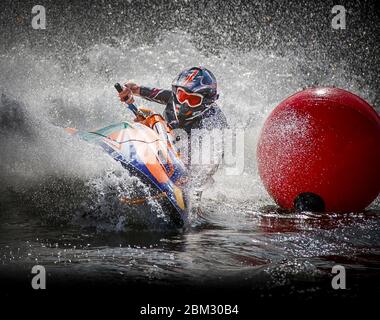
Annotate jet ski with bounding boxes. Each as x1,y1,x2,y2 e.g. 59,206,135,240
65,83,188,228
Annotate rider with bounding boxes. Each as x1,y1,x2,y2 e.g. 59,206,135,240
118,67,228,194
118,66,228,134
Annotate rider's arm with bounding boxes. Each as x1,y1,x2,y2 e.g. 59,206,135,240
118,83,172,106
139,86,172,105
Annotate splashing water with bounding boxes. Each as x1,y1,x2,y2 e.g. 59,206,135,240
0,0,379,299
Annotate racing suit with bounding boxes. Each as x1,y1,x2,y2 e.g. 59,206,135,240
138,86,229,198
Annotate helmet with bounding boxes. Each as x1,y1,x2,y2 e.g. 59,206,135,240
172,66,218,123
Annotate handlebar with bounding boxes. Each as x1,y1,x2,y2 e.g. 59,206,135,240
114,82,140,116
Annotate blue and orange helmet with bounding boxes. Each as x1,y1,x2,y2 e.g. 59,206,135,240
172,66,219,122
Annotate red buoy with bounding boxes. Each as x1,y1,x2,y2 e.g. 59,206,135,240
257,87,380,212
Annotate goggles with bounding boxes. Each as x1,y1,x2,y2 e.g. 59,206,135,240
175,87,204,108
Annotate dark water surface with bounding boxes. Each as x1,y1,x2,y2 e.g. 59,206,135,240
1,195,379,302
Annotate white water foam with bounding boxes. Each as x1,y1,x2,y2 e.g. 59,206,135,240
0,31,378,229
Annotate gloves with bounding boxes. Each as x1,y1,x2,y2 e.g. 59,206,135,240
118,82,141,103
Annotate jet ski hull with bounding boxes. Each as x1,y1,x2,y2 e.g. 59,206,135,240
66,120,188,227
